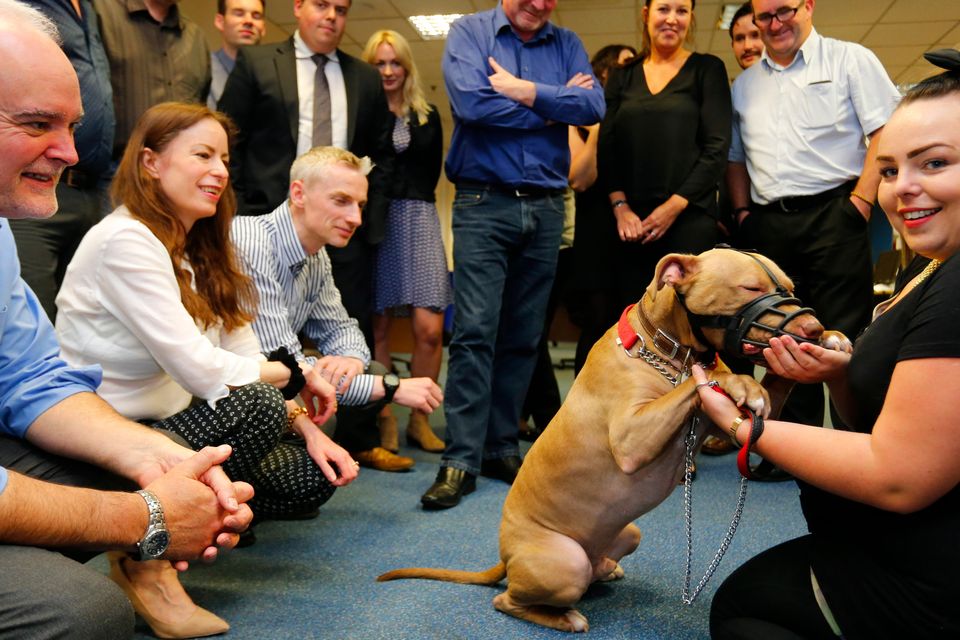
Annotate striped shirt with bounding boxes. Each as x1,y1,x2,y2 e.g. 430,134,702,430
232,202,373,406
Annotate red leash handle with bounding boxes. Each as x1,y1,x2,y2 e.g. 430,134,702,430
705,383,766,480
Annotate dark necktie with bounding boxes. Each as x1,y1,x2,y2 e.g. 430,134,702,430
312,54,332,147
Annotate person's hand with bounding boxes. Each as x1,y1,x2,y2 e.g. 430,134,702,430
614,204,643,242
565,71,594,90
290,413,358,487
849,195,871,221
300,365,338,425
392,377,443,413
488,56,536,105
314,355,365,394
762,335,851,384
640,196,687,244
691,366,742,430
145,445,254,568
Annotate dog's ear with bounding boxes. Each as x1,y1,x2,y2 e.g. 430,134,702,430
655,253,699,291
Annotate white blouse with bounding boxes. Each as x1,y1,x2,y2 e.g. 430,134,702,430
56,207,263,421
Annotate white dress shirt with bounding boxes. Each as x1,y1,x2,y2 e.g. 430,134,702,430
56,207,263,421
294,30,348,156
729,29,900,205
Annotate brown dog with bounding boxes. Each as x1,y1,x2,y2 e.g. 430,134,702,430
379,249,847,632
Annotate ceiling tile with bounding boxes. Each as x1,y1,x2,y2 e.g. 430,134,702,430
815,0,894,25
343,0,400,20
862,22,954,47
390,0,475,15
884,0,960,22
869,44,930,68
817,24,871,43
935,23,960,47
346,17,421,48
552,8,636,34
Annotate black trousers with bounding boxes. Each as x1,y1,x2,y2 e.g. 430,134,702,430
326,236,381,452
739,192,873,426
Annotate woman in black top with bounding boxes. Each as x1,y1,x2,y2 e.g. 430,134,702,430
598,0,731,307
694,58,960,639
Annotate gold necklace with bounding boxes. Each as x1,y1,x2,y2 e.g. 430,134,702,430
914,258,943,286
873,258,943,319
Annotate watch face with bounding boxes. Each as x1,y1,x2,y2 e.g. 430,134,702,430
142,530,170,558
384,373,399,387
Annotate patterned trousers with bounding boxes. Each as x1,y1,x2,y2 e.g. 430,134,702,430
153,382,336,518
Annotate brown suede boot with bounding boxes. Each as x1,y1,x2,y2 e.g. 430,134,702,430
378,414,399,453
406,411,445,453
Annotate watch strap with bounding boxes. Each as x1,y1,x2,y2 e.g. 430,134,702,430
382,374,400,404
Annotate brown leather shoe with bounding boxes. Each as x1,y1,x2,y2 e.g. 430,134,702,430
353,447,415,472
701,435,735,456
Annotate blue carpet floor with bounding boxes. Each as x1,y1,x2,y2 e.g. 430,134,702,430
119,346,808,639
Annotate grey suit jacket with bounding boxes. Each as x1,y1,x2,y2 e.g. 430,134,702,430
218,38,393,243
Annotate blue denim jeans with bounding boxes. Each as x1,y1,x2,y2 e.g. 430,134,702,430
442,186,564,475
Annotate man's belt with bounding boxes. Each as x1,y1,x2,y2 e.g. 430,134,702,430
60,167,99,190
457,181,565,199
760,180,856,213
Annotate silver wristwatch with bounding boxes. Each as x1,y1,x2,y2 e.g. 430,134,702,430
135,489,170,560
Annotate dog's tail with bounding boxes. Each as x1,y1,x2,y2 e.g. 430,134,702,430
377,562,506,586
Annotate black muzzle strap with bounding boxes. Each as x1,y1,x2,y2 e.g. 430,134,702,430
674,246,818,363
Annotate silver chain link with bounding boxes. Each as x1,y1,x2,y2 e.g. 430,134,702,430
680,414,748,606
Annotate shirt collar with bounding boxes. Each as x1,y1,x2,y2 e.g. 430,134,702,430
271,201,310,271
125,0,183,30
293,30,340,63
493,1,555,44
213,48,235,74
760,26,821,72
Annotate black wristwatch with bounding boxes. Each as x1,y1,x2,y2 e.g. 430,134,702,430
382,373,400,403
135,489,170,560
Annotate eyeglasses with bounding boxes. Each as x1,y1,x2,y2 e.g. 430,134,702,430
753,2,802,27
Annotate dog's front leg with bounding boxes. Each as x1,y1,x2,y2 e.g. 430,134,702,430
607,380,701,474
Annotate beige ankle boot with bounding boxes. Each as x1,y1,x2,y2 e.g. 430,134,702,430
406,411,445,452
378,414,399,453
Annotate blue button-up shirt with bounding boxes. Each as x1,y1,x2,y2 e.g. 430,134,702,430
25,0,115,176
0,222,102,495
442,3,604,190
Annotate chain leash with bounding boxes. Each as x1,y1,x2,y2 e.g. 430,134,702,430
680,414,748,605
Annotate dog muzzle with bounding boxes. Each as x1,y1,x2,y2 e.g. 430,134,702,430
683,291,817,363
676,247,818,364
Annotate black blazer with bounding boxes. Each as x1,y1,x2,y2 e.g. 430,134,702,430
218,38,393,242
387,107,442,203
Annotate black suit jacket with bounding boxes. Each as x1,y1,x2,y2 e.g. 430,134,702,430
218,38,393,242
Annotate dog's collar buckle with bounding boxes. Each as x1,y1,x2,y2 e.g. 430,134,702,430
653,329,681,360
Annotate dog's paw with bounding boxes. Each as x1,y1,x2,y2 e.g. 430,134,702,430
562,609,589,633
711,372,770,418
820,330,853,354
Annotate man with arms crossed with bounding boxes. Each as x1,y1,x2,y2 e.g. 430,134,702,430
421,0,604,509
0,3,251,637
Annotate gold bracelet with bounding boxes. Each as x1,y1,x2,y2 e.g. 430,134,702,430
287,406,309,430
728,415,746,447
851,191,875,207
